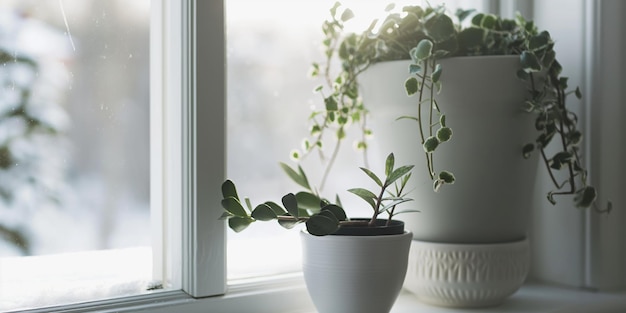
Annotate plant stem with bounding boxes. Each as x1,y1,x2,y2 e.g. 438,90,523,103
555,84,576,194
416,60,435,180
428,60,436,177
319,134,342,192
369,185,387,227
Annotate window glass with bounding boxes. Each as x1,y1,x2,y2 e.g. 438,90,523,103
226,0,484,280
0,0,158,310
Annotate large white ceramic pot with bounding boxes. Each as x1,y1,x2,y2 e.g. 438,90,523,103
361,55,537,244
300,220,412,313
404,238,530,308
359,55,538,307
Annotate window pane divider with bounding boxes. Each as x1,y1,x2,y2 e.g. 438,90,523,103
180,0,227,298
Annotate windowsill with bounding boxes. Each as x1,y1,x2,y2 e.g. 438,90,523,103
142,278,626,313
391,283,626,313
0,247,160,312
3,269,625,313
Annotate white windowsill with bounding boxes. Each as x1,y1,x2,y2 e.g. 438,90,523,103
391,283,626,313
132,279,626,313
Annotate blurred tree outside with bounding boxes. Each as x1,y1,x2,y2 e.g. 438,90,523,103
0,10,72,255
0,1,150,256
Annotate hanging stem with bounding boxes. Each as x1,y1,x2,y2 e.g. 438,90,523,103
416,60,434,180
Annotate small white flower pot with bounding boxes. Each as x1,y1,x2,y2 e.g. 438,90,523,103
404,237,530,308
301,228,412,313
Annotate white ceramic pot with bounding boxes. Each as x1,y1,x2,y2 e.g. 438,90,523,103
300,230,412,313
404,237,530,308
360,56,537,244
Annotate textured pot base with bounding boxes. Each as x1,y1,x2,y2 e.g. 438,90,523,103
404,238,530,308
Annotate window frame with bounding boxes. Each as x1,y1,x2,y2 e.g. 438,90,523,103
7,0,625,312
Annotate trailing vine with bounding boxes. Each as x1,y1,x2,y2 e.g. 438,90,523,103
285,3,610,212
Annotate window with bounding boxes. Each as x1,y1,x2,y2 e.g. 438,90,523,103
1,0,623,312
0,0,165,311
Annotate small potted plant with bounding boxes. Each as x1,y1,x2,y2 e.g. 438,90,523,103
292,2,612,308
221,153,415,313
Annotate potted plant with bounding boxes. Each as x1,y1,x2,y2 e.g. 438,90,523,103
290,2,612,308
221,153,416,313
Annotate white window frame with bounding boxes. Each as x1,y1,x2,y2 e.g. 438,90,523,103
7,0,625,312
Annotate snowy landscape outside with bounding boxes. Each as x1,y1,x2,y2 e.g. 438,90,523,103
0,1,151,309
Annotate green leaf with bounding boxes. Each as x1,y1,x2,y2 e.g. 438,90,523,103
480,14,497,29
440,114,446,127
568,131,582,146
221,180,239,200
458,27,487,49
455,8,475,22
279,162,311,190
325,96,338,111
295,192,322,211
380,198,413,213
431,63,442,83
536,132,555,148
522,100,535,112
547,192,557,205
471,13,485,26
306,214,340,236
265,201,287,215
438,170,455,184
409,64,422,75
424,13,455,42
575,87,582,99
574,186,597,209
387,165,414,187
321,204,347,221
278,218,301,229
529,31,551,51
550,60,563,77
542,49,556,68
221,197,248,217
282,193,299,218
337,127,346,140
251,203,278,221
405,77,419,96
437,127,453,142
329,1,340,17
423,136,440,153
413,39,433,61
520,51,542,73
359,167,383,187
348,188,377,210
229,217,253,233
340,8,354,22
219,211,233,220
385,153,395,176
522,143,535,159
550,151,572,170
